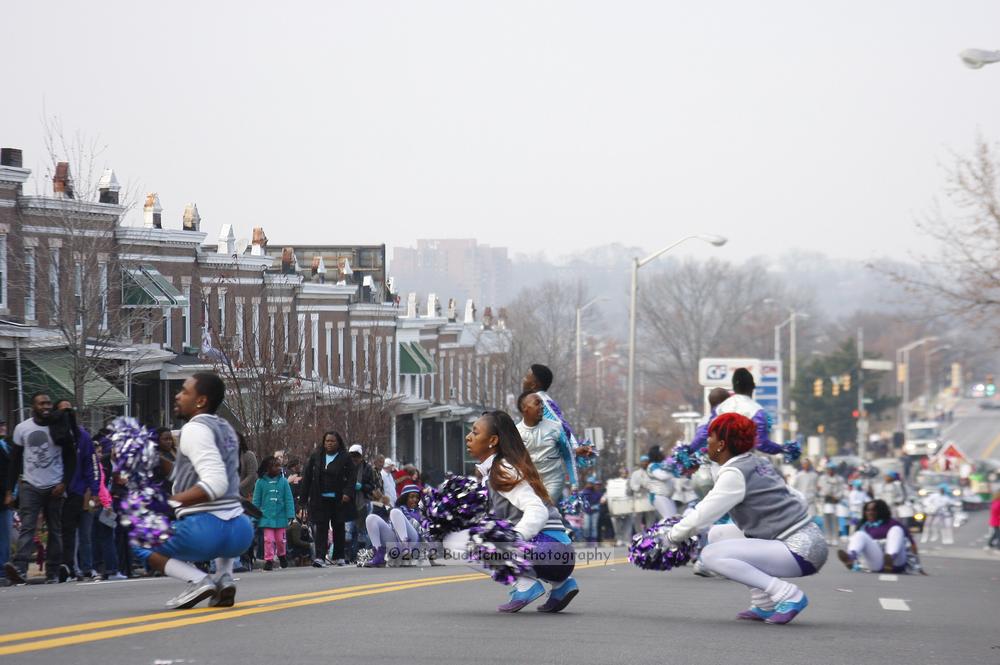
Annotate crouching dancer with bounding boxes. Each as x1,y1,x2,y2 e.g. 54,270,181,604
662,412,827,625
137,373,253,609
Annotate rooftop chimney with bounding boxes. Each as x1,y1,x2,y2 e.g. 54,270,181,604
406,293,418,318
339,257,353,281
217,224,236,255
482,306,494,329
250,227,268,256
312,256,327,282
497,307,508,330
98,169,120,204
464,299,476,324
426,293,439,318
53,162,74,199
281,247,298,274
182,203,201,231
143,193,162,228
447,298,456,321
1,148,23,168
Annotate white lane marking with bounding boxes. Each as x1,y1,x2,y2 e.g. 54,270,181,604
878,574,898,582
879,597,910,611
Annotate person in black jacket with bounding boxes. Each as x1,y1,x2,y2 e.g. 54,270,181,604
4,393,78,584
0,419,12,571
300,431,354,567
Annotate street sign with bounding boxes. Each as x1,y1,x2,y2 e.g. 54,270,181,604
584,427,605,451
861,359,894,371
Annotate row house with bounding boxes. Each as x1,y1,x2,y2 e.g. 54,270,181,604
0,146,512,481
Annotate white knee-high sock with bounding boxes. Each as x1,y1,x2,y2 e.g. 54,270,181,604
214,558,234,580
750,587,775,610
765,578,802,604
165,559,206,584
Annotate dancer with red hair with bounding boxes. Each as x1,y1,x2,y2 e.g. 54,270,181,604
661,413,827,624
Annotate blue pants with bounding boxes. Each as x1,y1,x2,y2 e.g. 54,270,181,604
77,510,95,574
136,513,254,564
92,518,118,576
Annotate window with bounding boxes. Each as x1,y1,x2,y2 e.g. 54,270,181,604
74,262,82,328
311,317,319,378
235,300,244,360
181,286,191,346
298,314,306,376
218,290,226,334
0,235,6,308
49,247,59,320
24,248,35,321
326,325,333,381
163,307,172,348
252,302,260,361
100,263,108,330
376,337,382,391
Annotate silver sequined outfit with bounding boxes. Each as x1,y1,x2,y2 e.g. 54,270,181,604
781,521,828,573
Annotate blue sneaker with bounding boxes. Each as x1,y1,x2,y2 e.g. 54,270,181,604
497,581,545,613
536,578,580,613
765,594,808,625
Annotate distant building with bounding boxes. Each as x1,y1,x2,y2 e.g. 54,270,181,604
391,239,510,309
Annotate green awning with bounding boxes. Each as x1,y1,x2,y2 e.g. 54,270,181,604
409,342,437,373
23,352,127,407
399,343,429,375
121,265,189,308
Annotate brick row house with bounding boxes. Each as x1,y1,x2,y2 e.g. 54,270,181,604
0,147,512,481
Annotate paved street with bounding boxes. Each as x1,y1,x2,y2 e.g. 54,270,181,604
942,398,1000,460
0,526,997,665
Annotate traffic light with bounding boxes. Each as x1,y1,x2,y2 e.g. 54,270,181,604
813,378,823,397
831,381,840,397
988,374,996,396
841,373,851,391
852,409,860,418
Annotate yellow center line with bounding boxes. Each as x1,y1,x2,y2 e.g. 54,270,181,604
982,429,1000,459
0,559,613,656
0,576,464,645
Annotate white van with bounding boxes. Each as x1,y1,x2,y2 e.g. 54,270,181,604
904,421,941,456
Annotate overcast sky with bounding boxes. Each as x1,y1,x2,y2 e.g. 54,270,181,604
4,1,999,266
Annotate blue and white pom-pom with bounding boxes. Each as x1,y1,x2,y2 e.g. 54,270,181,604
110,417,173,548
575,440,598,469
782,440,802,464
665,443,705,478
628,516,700,571
466,518,535,585
558,491,592,516
420,473,490,541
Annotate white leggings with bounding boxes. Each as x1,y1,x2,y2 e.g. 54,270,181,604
652,495,677,521
848,527,906,572
699,524,803,595
365,509,419,549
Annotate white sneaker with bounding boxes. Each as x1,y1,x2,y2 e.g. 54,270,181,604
165,576,218,609
108,572,128,581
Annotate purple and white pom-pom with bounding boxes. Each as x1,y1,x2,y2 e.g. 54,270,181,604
558,491,591,516
782,440,802,464
628,516,699,571
110,418,173,547
467,518,535,585
420,473,490,541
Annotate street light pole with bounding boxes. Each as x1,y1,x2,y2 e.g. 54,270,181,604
575,296,606,412
766,303,808,443
924,345,952,416
896,336,938,429
626,234,727,469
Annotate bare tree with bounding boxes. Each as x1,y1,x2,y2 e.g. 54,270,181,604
637,257,797,406
876,134,1000,326
12,118,145,424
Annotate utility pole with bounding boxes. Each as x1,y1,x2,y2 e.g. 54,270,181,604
856,328,865,459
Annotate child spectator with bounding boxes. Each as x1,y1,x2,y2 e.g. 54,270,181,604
253,456,295,571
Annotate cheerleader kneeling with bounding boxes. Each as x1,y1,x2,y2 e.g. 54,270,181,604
837,499,920,573
663,413,827,625
464,411,580,613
